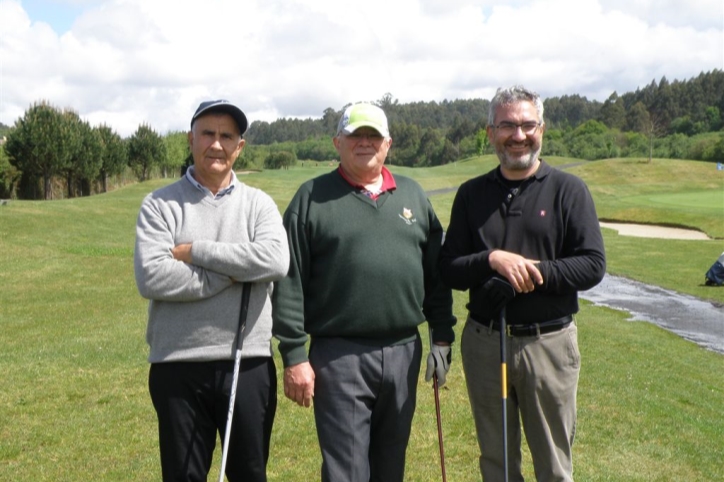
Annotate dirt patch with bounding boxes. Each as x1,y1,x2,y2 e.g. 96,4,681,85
599,222,710,240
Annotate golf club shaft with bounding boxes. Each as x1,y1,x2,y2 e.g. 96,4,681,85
500,306,509,482
433,375,448,482
429,327,447,482
218,283,252,482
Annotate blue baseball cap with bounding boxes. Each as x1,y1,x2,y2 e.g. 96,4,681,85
191,99,248,135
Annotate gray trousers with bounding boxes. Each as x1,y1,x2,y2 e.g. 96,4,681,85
461,318,580,482
309,335,422,482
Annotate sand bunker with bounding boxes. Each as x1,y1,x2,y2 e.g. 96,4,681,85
599,222,711,240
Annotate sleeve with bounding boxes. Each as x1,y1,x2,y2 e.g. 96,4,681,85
191,191,290,283
536,180,606,293
134,195,233,302
438,182,496,291
422,197,457,344
272,191,311,367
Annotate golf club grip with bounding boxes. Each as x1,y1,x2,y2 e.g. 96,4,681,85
235,283,252,348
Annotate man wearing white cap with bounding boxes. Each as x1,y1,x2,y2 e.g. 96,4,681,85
273,102,456,482
134,100,289,482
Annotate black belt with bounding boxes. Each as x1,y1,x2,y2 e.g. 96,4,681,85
471,315,573,337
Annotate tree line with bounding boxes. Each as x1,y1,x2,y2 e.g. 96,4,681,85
1,70,722,200
244,70,724,167
0,103,193,200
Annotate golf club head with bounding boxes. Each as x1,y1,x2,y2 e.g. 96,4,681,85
483,276,516,315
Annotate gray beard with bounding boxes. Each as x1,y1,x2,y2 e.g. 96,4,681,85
495,145,541,171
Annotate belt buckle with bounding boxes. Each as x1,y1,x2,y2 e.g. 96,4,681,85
506,324,513,337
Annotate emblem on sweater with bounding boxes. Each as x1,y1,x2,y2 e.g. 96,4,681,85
399,208,417,225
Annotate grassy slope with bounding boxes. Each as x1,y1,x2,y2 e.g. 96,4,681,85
0,157,722,481
571,157,724,238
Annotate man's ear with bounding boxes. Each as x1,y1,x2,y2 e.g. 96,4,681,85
234,138,246,159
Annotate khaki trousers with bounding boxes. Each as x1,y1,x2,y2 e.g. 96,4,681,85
461,318,580,482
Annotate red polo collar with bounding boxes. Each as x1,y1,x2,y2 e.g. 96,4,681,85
337,165,397,200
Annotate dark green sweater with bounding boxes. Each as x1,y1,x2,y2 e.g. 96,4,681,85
272,170,456,367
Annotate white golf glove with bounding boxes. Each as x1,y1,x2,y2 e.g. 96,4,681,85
425,344,452,386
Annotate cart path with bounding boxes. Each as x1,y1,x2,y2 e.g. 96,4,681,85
580,274,724,355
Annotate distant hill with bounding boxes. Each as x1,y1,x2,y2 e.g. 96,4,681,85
245,70,724,146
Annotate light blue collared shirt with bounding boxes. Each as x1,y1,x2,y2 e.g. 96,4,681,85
184,166,237,200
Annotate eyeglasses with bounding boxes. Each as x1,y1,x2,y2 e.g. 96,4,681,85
345,132,385,142
493,121,541,135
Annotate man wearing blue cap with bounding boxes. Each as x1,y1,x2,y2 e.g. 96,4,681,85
273,102,456,482
134,100,289,482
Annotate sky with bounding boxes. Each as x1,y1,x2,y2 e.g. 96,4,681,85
1,0,722,137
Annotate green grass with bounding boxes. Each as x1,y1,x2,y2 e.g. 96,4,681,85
1,156,723,481
569,157,724,238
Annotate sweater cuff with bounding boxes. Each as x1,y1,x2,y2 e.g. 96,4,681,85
280,343,309,368
430,323,456,344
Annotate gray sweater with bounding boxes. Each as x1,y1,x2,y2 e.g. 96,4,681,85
134,173,289,363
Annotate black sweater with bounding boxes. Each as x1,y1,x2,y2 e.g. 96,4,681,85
439,160,606,324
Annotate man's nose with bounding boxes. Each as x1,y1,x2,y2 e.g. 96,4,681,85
510,126,527,140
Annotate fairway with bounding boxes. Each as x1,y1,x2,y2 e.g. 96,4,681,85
1,157,723,481
621,189,724,216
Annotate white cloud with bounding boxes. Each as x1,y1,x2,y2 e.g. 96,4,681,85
0,0,721,137
600,0,724,30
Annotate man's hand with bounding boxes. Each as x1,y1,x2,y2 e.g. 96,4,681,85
171,243,193,263
425,343,452,386
488,250,543,293
283,362,315,408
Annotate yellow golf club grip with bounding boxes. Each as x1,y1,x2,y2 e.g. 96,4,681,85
501,363,508,398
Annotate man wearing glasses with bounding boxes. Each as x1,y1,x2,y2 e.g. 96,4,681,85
273,103,456,482
439,86,605,481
